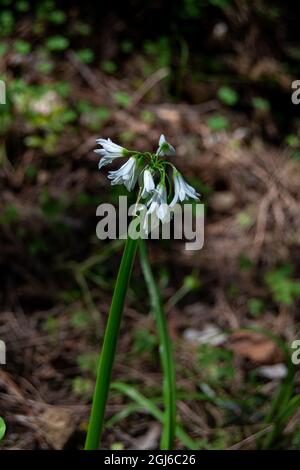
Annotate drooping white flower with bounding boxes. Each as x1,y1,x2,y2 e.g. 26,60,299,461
95,138,126,169
146,182,170,222
108,157,140,191
141,168,155,198
170,169,199,206
156,134,175,157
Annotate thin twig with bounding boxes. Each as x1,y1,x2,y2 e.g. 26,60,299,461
66,50,104,93
130,68,169,108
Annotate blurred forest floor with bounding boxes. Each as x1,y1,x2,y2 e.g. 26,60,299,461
1,0,300,450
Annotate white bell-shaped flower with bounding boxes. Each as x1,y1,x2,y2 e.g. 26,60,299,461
95,138,126,169
108,157,140,191
147,182,170,222
170,169,199,206
141,168,155,198
156,134,175,157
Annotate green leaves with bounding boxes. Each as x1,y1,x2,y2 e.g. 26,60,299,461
113,91,131,108
13,39,31,55
0,204,19,225
197,344,234,385
78,102,110,131
46,36,69,51
15,1,30,13
259,351,299,449
248,298,265,317
265,265,300,305
218,86,239,106
207,114,230,132
49,10,66,24
0,10,15,36
75,49,94,64
110,382,198,450
102,60,117,74
0,42,8,56
251,96,270,112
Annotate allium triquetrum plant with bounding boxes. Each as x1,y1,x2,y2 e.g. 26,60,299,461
85,135,199,450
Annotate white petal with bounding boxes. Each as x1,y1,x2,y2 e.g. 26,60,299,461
157,203,168,220
144,169,155,192
96,138,124,155
94,149,106,156
159,134,166,145
98,157,112,169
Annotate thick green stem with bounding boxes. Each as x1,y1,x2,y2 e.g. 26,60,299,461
85,236,138,450
139,239,176,450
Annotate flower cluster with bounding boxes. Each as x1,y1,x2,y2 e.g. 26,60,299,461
95,135,199,224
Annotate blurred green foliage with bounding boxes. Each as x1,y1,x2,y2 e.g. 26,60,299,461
1,0,300,450
197,344,234,385
218,86,239,106
265,265,300,306
207,114,230,132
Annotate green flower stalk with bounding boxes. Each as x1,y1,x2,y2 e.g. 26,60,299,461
85,236,138,450
85,135,200,450
139,239,176,449
0,417,6,441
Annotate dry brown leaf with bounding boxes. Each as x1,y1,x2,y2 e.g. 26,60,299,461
36,406,75,450
227,331,283,364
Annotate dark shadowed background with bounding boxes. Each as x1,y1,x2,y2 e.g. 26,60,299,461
1,0,300,450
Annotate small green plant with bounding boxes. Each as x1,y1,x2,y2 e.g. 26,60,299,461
197,345,235,385
72,377,93,399
140,110,155,124
70,310,91,330
16,1,30,13
285,134,300,159
46,35,69,51
102,60,117,74
73,22,91,36
77,353,98,376
237,211,254,229
0,204,19,224
207,114,230,132
238,254,253,271
78,102,110,131
43,317,60,335
248,298,265,317
13,39,31,54
166,272,200,310
39,189,68,218
218,86,239,106
113,91,131,108
257,332,300,449
265,264,300,305
121,40,133,54
133,327,158,355
49,10,66,24
0,10,15,36
285,134,299,148
75,49,94,64
143,36,171,70
251,96,270,112
0,43,8,56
